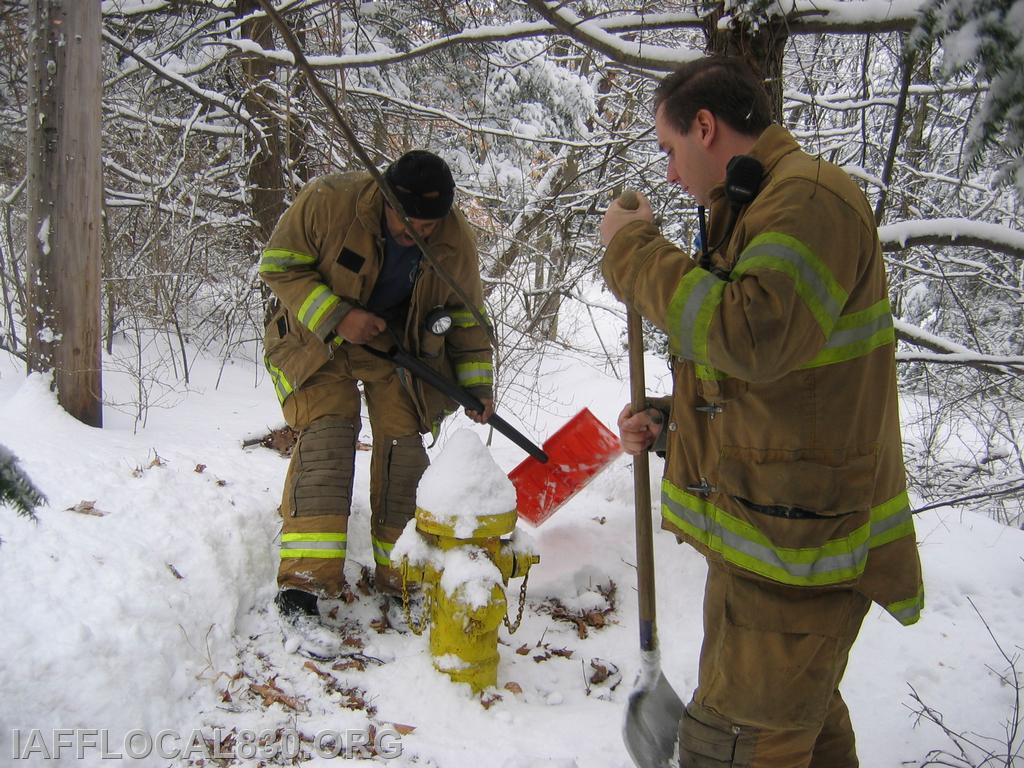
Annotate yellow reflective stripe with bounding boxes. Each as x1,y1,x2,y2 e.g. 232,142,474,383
886,587,924,626
264,357,294,404
280,550,346,559
280,532,347,560
732,232,848,337
666,268,724,364
372,536,393,567
297,284,340,334
800,300,895,369
450,307,489,328
866,490,915,548
662,481,868,586
455,361,493,388
283,533,347,542
259,248,317,274
695,364,727,381
661,482,916,591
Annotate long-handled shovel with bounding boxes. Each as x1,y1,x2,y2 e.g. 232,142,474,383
364,337,623,525
362,340,548,463
623,307,685,767
618,192,684,768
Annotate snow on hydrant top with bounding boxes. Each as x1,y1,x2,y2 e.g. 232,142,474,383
416,429,517,521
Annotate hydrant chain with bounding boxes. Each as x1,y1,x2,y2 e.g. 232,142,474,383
503,570,530,634
400,557,430,636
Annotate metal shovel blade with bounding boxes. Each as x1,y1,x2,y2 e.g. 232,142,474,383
624,651,685,768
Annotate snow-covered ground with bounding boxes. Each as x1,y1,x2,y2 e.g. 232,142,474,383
1,320,1021,767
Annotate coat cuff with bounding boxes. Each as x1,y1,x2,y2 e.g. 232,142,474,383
317,300,356,343
466,384,494,404
647,396,671,455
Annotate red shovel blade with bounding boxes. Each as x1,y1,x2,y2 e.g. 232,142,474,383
509,408,622,526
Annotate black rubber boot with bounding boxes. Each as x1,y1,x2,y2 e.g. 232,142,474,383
275,588,319,618
274,589,345,660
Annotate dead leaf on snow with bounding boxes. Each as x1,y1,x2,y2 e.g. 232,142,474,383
331,657,367,673
242,426,298,457
587,658,622,692
504,681,523,695
536,581,618,639
249,680,306,712
302,661,333,681
66,500,106,517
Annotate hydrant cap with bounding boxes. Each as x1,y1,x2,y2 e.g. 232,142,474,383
416,430,517,536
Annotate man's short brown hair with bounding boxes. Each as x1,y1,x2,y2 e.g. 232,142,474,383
654,56,772,137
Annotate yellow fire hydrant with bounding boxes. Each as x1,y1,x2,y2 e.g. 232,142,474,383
391,430,539,693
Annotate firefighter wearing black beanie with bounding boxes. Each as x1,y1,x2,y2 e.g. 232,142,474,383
384,150,456,220
258,149,494,658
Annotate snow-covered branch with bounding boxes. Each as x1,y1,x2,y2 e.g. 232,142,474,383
524,0,700,72
880,219,1024,260
222,1,927,77
895,319,1024,375
102,29,265,145
340,84,627,150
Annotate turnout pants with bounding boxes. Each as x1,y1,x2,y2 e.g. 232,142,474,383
277,345,428,598
678,560,871,768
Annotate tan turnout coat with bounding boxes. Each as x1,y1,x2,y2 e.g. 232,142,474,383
602,126,923,624
259,172,493,434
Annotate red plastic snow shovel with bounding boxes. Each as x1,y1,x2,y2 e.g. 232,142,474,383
508,408,622,526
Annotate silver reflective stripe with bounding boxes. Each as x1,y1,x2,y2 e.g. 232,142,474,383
737,242,842,321
867,502,910,543
281,539,345,551
661,490,867,583
373,538,393,566
259,248,316,273
733,233,847,335
297,285,338,332
456,362,493,388
668,270,721,361
824,311,892,350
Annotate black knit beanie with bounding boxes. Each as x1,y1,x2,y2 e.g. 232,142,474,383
383,150,456,220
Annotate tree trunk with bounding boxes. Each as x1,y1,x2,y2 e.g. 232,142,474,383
238,0,291,245
703,4,789,122
26,0,102,427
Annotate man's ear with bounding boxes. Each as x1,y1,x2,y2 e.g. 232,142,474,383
694,108,717,147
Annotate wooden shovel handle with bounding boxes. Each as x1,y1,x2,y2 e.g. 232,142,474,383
628,308,658,651
618,189,659,652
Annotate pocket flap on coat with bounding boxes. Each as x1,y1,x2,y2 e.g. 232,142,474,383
263,308,332,392
718,445,877,516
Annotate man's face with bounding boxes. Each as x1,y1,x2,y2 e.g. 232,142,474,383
655,104,716,206
384,204,441,247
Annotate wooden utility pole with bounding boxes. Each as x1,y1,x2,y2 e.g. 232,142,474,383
26,0,103,427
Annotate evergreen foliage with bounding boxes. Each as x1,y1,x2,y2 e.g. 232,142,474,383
0,444,45,521
913,0,1024,188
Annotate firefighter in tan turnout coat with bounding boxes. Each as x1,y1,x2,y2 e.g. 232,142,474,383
601,58,923,766
260,151,493,652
